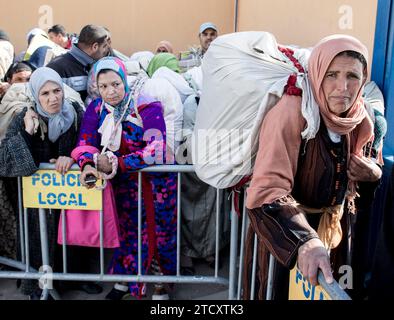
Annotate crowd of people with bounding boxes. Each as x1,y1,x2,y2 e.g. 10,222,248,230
0,20,391,301
0,22,230,300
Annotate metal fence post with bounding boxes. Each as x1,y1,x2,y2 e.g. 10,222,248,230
61,209,67,273
266,254,276,300
38,208,49,300
23,208,29,273
215,188,221,277
228,192,239,300
138,171,142,276
237,191,249,300
99,195,104,276
250,234,258,300
177,172,182,277
17,177,25,264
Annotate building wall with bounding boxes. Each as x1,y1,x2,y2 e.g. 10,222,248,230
2,0,377,67
1,0,235,56
237,0,378,73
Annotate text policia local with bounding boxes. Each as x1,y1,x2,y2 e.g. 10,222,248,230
31,172,88,207
32,172,82,187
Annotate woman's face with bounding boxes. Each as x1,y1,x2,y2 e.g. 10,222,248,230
156,46,169,53
38,81,63,114
322,54,365,116
97,70,126,106
10,70,32,84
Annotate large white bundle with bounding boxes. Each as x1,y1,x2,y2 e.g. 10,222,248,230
152,67,195,103
193,31,320,189
0,40,14,80
140,77,184,159
184,66,203,95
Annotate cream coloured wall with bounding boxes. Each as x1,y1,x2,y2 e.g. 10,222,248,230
237,0,378,72
2,0,377,67
1,0,235,56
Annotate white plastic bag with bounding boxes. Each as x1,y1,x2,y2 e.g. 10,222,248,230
193,31,320,188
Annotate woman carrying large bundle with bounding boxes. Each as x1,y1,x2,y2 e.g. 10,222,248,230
244,35,385,300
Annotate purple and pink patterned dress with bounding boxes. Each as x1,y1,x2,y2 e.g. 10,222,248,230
76,97,177,297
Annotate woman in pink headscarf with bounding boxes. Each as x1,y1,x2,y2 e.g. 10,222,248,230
155,40,174,54
243,35,384,300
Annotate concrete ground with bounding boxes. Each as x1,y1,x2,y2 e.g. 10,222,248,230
0,248,230,300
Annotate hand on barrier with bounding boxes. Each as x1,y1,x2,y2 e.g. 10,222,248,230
93,151,118,182
297,238,333,286
80,164,100,189
96,154,113,174
50,156,75,175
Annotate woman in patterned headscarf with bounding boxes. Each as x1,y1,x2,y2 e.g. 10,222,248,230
74,56,177,300
243,35,384,300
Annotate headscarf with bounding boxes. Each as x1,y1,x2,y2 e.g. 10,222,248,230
0,29,10,42
129,51,154,72
0,40,14,81
308,35,374,166
29,67,75,142
147,53,180,77
307,34,374,248
155,40,174,54
308,34,372,138
93,57,134,151
93,56,131,119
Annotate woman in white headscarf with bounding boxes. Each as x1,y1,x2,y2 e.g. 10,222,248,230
0,67,84,299
0,30,14,98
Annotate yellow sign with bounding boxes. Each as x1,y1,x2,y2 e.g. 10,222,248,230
23,170,102,210
288,267,332,300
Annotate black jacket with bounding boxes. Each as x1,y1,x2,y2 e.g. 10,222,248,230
47,52,91,101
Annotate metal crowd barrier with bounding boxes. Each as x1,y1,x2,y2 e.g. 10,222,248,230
0,164,350,300
0,164,238,300
235,195,351,300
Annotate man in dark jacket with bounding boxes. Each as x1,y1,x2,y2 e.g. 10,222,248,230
47,24,110,102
